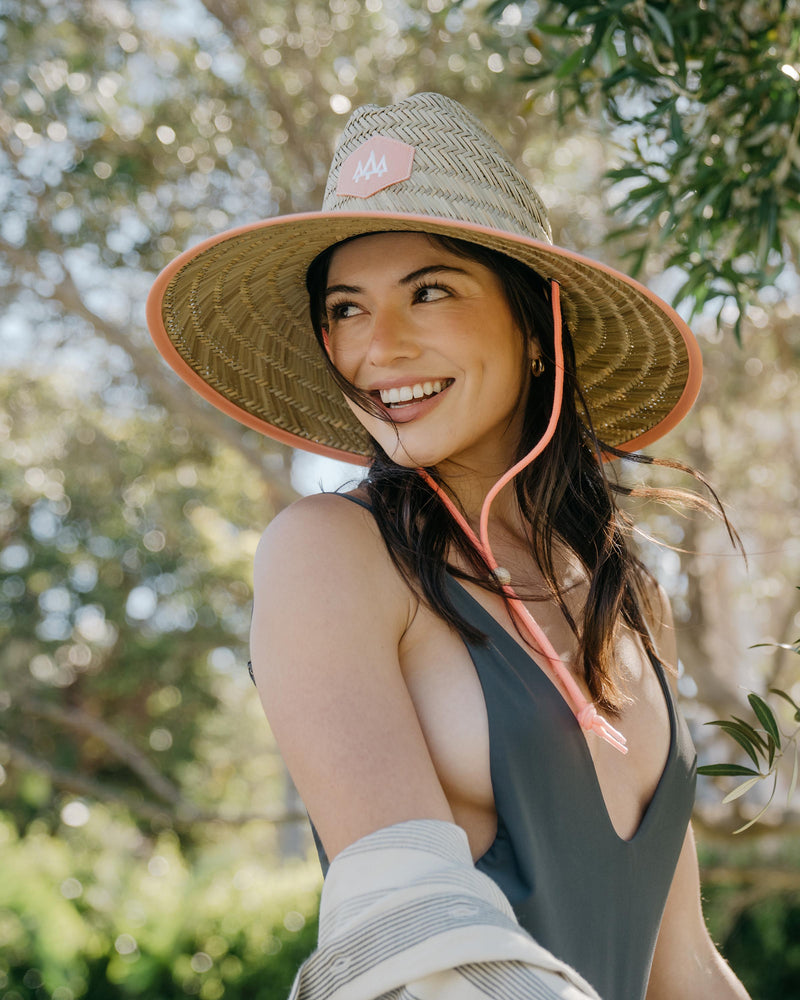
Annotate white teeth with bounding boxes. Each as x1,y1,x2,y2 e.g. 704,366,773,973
379,380,449,406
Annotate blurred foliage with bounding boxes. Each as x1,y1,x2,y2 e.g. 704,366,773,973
0,373,290,834
1,0,800,995
0,808,320,999
632,315,800,835
0,0,543,271
698,595,800,831
494,0,800,335
698,688,800,831
722,895,800,997
700,831,800,998
0,0,571,483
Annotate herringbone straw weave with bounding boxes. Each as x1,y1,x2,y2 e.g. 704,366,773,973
147,92,702,462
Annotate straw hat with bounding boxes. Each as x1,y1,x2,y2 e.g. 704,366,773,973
147,92,701,464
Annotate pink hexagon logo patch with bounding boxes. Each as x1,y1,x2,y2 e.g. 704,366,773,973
336,135,415,199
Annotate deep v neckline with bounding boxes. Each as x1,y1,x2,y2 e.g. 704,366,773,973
446,575,677,845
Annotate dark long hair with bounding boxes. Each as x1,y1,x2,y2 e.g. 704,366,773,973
306,233,732,713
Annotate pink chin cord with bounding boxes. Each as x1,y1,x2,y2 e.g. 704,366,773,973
418,281,628,755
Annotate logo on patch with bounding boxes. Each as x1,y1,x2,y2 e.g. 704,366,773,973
336,136,415,199
352,150,388,183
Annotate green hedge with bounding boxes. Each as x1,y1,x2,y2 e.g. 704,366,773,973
0,811,319,1000
711,891,800,999
2,808,798,998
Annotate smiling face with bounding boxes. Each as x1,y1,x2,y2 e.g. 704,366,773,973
323,232,531,475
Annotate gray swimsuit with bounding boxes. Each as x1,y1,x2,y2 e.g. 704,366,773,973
307,496,697,1000
444,575,696,1000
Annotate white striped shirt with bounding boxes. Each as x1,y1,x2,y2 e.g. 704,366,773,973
288,820,601,1000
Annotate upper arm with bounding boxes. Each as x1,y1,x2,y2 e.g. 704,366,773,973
249,495,453,860
644,582,749,997
647,828,750,999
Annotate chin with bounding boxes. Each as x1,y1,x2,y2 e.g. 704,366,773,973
363,429,441,469
377,440,438,469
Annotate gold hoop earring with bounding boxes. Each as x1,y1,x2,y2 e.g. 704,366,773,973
531,356,545,377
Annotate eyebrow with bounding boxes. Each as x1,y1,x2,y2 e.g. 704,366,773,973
324,264,470,301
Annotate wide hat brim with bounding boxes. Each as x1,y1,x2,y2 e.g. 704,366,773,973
147,209,702,464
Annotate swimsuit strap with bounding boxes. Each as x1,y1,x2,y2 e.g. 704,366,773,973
330,492,373,512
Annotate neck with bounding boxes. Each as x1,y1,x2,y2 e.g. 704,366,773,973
433,462,529,543
435,466,505,516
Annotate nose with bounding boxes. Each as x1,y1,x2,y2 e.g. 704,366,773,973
363,304,420,367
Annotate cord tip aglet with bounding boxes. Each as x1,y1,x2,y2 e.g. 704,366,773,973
578,704,628,755
598,724,629,755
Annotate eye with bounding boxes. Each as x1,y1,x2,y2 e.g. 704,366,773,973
413,282,450,304
327,299,363,322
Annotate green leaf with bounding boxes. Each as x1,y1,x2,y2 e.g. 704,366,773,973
602,64,646,91
731,717,768,750
697,763,761,777
733,773,780,834
769,687,800,712
486,0,511,20
669,106,683,144
606,167,650,184
722,775,762,804
705,720,762,766
555,46,587,79
748,693,781,748
534,22,586,38
579,16,612,66
756,192,779,267
646,4,675,47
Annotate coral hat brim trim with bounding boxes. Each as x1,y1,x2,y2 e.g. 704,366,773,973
146,210,702,464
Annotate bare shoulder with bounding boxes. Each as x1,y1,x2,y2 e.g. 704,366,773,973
255,492,406,610
252,490,415,691
256,491,378,564
250,492,452,857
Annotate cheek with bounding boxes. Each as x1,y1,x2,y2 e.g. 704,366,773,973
328,338,364,381
492,326,527,385
490,335,529,414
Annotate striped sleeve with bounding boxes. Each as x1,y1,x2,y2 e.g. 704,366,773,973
288,820,601,1000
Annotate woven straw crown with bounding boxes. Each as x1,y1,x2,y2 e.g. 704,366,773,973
147,92,701,463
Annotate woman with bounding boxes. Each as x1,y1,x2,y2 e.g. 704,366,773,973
148,93,750,999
